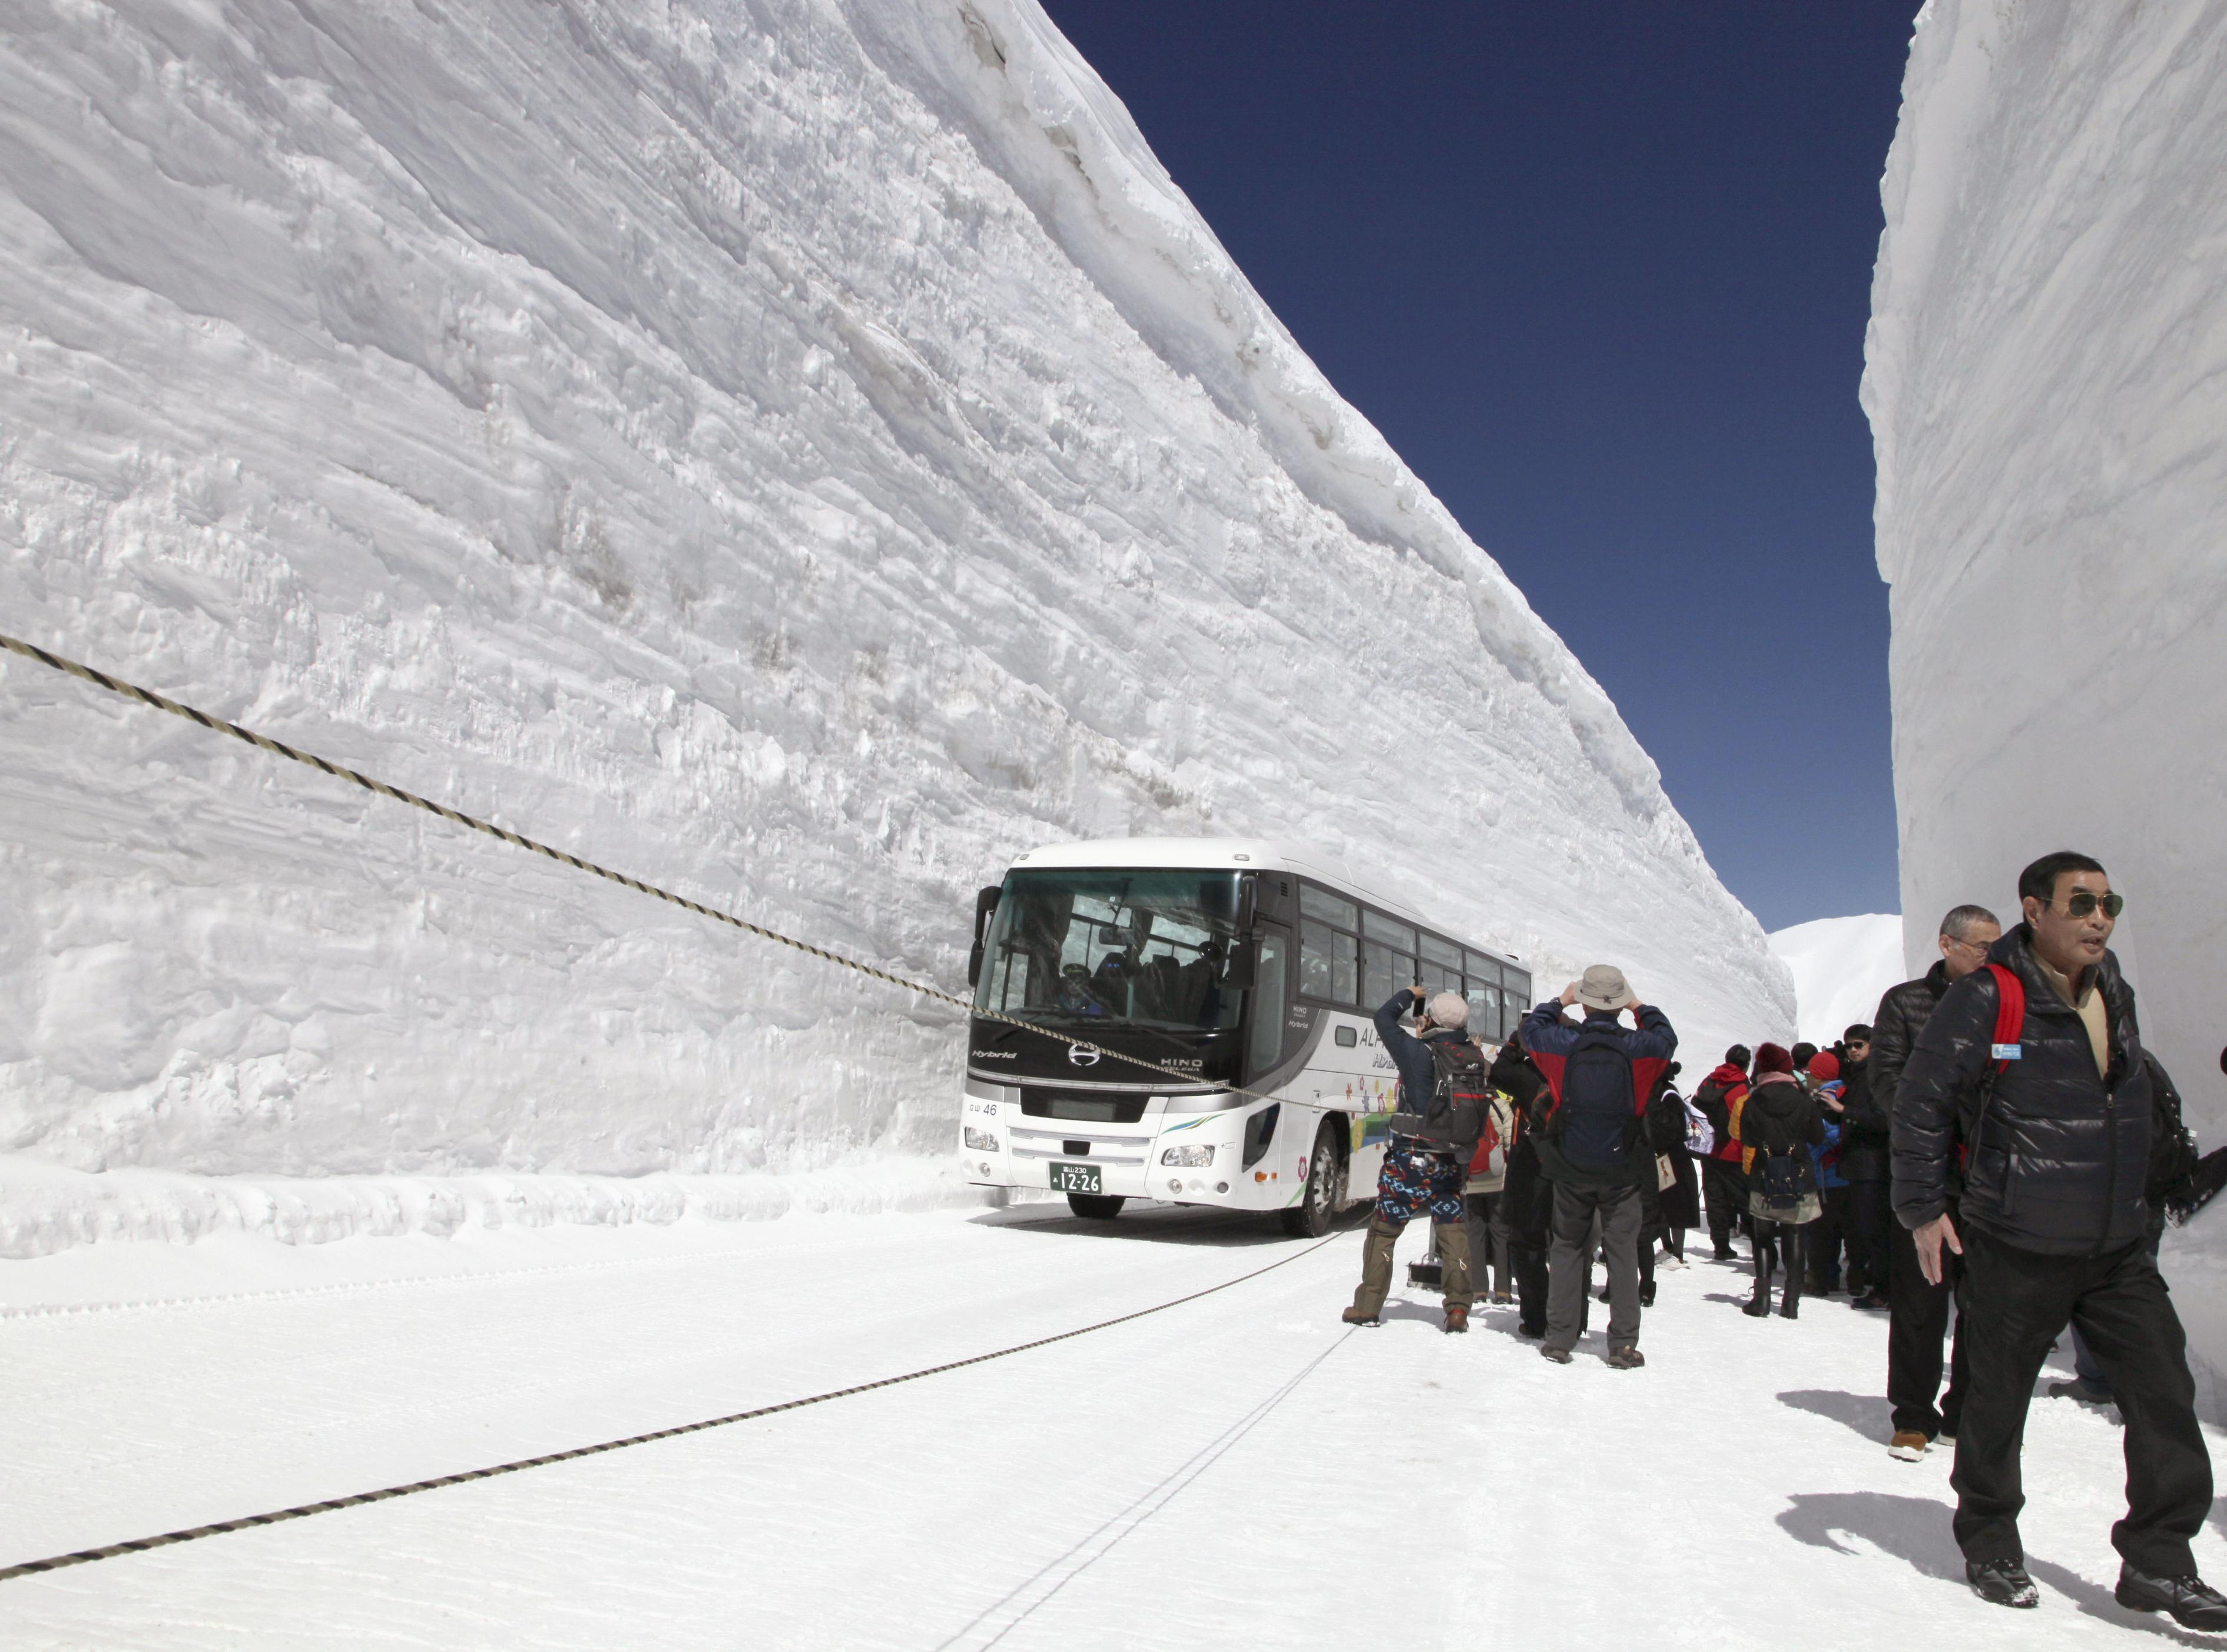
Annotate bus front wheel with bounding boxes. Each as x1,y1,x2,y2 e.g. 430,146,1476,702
1067,1193,1126,1220
1281,1124,1347,1238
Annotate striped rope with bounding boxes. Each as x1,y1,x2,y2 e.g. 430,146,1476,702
0,629,1283,1104
0,1224,1350,1581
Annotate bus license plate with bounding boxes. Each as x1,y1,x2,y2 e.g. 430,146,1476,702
1049,1162,1101,1194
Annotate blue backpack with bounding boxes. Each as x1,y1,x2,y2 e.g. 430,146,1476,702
1548,1030,1637,1169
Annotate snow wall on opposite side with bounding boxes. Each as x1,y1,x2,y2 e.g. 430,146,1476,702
0,0,1790,1253
1866,0,2227,1409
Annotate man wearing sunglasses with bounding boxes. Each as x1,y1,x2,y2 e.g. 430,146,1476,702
1894,852,2219,1626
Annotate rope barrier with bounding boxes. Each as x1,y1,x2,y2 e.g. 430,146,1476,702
0,1223,1351,1582
0,629,1283,1104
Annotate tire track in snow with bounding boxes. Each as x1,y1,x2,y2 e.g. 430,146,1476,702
932,1325,1358,1650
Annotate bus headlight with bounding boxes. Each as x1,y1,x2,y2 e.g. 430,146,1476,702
1160,1145,1215,1167
963,1126,999,1152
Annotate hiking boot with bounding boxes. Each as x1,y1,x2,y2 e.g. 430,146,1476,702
1967,1559,2040,1608
1713,1242,1736,1261
2047,1376,2115,1405
1887,1431,1930,1462
1346,1220,1398,1323
1936,1428,1957,1448
1539,1344,1573,1365
1443,1304,1469,1334
1606,1345,1645,1370
1490,1291,1515,1305
2115,1564,2227,1631
1515,1320,1546,1341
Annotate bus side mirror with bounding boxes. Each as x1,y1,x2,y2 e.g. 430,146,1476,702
1222,873,1260,990
967,885,1002,988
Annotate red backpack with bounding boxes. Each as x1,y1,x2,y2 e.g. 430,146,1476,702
1958,963,2025,1170
1985,963,2027,1069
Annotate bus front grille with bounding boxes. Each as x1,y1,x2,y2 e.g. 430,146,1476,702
1019,1089,1150,1124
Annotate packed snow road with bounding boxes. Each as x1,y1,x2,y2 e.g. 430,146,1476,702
1,1206,2221,1650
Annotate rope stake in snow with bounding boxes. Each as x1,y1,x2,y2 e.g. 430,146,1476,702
0,629,1282,1104
0,1224,1350,1583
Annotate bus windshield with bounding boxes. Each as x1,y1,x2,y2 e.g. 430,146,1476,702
974,870,1246,1033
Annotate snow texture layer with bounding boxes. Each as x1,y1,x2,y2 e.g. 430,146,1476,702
1768,914,1905,1050
1865,0,2227,1399
4,1208,2221,1646
0,0,1789,1246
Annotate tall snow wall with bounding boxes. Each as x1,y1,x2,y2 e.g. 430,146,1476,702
0,0,1789,1251
1866,0,2227,1405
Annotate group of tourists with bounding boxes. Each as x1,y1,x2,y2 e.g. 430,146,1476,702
1335,849,2226,1632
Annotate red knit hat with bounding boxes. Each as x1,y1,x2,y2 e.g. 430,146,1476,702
1754,1043,1795,1076
1809,1051,1841,1082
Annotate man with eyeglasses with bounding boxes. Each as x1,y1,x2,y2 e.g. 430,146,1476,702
1894,852,2221,1626
1871,902,1999,1464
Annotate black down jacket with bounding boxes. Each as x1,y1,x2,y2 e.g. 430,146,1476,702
1835,1059,1891,1183
1869,960,1950,1116
1892,924,2152,1256
1740,1074,1825,1196
1492,1043,1554,1245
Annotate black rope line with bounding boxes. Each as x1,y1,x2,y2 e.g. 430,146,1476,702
0,629,1286,1105
0,1226,1350,1582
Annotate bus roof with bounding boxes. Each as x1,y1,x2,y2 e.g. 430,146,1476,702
1002,837,1518,966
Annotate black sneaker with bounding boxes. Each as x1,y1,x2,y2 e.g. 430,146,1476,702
1639,1281,1657,1308
2115,1564,2227,1630
1713,1243,1736,1261
1967,1559,2040,1608
1851,1291,1890,1312
2047,1376,2115,1405
1515,1321,1546,1341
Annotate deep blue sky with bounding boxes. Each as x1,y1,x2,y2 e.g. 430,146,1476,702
1038,0,1923,932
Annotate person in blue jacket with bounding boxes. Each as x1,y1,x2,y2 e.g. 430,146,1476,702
1519,966,1677,1369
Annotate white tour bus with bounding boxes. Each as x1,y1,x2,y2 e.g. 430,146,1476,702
958,838,1532,1235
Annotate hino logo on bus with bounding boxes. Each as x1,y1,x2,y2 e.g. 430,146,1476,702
1067,1046,1102,1068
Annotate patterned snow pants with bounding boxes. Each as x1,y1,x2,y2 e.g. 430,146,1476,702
1374,1137,1467,1227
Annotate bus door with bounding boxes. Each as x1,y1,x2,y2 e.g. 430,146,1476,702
1244,921,1294,1086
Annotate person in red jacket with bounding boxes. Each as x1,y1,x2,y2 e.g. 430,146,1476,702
1692,1046,1753,1261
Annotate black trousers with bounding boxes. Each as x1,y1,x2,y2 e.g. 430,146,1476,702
1807,1186,1848,1292
1510,1241,1550,1333
1951,1228,2213,1573
1887,1216,1967,1438
1702,1158,1748,1248
1845,1179,1892,1295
